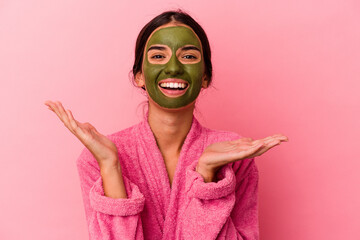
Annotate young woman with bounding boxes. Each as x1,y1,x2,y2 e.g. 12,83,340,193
45,10,288,240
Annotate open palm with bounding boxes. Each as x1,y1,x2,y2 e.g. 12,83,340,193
199,134,289,173
44,100,119,168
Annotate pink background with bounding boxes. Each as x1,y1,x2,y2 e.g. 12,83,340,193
1,0,359,239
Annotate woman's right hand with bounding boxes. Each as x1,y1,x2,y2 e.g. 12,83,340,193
44,100,119,169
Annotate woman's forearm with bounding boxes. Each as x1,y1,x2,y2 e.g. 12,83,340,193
100,162,128,199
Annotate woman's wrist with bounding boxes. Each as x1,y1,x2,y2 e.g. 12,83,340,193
99,158,120,173
196,162,217,183
100,161,128,199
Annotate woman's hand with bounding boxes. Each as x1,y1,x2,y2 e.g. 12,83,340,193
196,134,289,182
44,100,119,169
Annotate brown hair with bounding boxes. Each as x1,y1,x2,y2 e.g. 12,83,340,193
130,9,213,90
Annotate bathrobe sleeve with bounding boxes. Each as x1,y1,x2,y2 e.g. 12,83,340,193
76,147,145,240
177,158,259,240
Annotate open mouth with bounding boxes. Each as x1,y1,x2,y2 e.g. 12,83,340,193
159,82,188,90
158,81,189,97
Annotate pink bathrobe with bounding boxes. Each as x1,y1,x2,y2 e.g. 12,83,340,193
76,112,259,240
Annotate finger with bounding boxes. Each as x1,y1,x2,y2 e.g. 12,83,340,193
240,137,253,142
44,100,52,109
64,109,77,133
269,134,288,142
44,100,53,107
47,101,77,135
44,100,55,107
251,135,285,146
65,109,78,129
65,109,87,138
278,135,289,142
228,142,264,162
237,142,264,157
91,126,100,134
247,139,282,158
55,101,70,126
260,137,282,149
47,101,64,122
64,109,87,140
67,109,90,142
250,137,272,146
231,137,253,144
241,143,265,158
45,101,55,113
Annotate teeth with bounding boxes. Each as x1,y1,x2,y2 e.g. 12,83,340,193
159,82,188,89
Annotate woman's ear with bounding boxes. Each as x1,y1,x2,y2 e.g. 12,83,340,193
135,72,145,89
201,75,209,89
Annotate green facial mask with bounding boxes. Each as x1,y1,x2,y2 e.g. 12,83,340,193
143,26,205,109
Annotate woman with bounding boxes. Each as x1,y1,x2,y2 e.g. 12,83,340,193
45,10,288,240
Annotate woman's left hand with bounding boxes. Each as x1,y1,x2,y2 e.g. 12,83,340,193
196,134,289,182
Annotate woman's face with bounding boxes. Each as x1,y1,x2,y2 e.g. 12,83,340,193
139,23,207,109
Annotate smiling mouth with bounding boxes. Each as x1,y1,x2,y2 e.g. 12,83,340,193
159,82,188,90
158,80,189,97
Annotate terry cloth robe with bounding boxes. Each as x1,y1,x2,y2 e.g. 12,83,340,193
76,112,259,240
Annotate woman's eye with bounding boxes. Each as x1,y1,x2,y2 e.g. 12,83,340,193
183,55,197,59
151,55,165,59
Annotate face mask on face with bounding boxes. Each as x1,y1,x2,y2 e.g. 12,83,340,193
141,26,207,109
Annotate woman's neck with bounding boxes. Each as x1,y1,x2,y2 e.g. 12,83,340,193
147,99,195,157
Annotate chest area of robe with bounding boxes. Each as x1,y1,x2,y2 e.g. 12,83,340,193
163,154,179,188
127,119,205,236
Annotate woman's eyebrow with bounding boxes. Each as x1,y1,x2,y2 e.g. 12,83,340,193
180,46,201,52
148,46,167,51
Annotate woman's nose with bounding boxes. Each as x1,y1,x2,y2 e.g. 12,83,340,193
164,56,184,76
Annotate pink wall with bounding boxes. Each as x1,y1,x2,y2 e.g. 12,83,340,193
1,0,359,239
